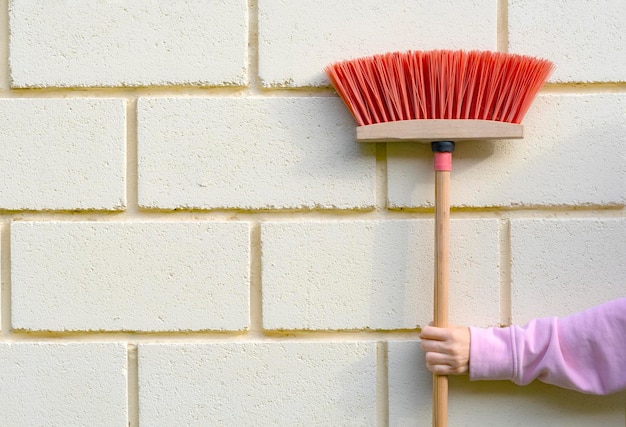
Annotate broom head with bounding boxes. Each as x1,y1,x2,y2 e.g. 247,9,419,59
325,50,554,128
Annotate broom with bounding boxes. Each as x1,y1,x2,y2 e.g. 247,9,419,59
325,50,553,427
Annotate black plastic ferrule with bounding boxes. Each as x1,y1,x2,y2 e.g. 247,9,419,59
431,141,456,153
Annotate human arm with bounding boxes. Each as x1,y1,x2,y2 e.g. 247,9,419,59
420,298,626,395
469,298,626,395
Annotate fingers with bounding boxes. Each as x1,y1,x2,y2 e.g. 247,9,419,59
420,325,471,376
420,336,449,354
424,349,468,375
419,325,451,341
426,361,466,376
419,325,460,348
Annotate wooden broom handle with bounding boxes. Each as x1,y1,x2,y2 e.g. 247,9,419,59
432,141,453,427
433,169,450,427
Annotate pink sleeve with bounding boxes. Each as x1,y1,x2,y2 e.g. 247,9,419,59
468,298,626,395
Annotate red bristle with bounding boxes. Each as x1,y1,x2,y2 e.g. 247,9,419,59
326,50,554,126
393,53,412,121
513,58,554,123
451,52,466,119
361,58,387,124
375,55,398,122
412,52,428,120
427,52,438,119
347,60,375,125
325,62,364,125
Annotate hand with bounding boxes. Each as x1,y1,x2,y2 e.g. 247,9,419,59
419,324,470,375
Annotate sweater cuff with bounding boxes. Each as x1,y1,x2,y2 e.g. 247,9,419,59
468,326,515,381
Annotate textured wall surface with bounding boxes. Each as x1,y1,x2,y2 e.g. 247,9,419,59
1,0,624,425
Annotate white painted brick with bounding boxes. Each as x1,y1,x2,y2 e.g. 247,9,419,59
139,342,377,425
138,97,375,209
388,341,431,425
0,10,7,92
11,221,249,331
509,0,626,83
261,219,500,330
0,223,2,333
388,94,626,208
9,0,247,87
449,376,625,426
0,98,126,211
0,343,127,426
258,0,496,87
510,218,626,324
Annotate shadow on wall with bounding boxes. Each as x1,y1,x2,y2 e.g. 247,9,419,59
386,139,498,209
448,375,626,426
369,220,429,330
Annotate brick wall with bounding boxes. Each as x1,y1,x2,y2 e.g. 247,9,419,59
1,1,624,425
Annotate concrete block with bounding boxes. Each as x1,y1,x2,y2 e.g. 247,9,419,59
138,342,377,425
261,219,500,330
0,343,127,426
509,0,626,83
11,221,250,331
0,224,2,332
387,94,626,208
511,218,626,323
138,97,376,209
449,376,625,426
0,98,126,211
9,0,248,87
258,0,496,87
388,340,431,425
